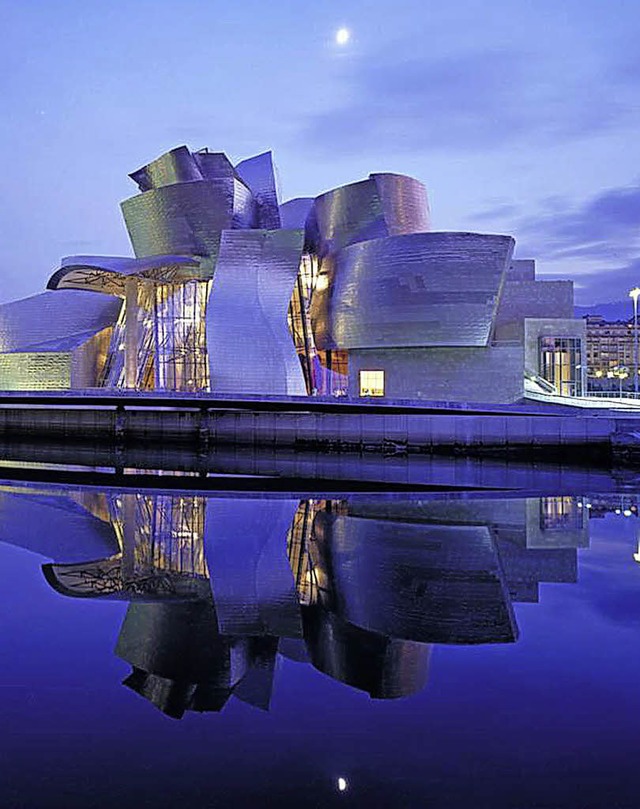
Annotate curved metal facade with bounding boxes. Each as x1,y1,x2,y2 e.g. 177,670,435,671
0,290,121,352
0,290,121,389
308,173,431,258
206,229,307,395
234,151,281,229
129,145,203,192
1,141,570,402
312,232,514,350
121,179,236,260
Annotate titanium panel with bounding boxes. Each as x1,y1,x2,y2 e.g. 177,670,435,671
372,173,431,236
279,198,314,230
310,173,431,258
204,498,302,637
312,232,514,349
303,606,431,699
234,152,281,229
71,326,113,387
192,150,235,179
0,489,119,561
311,178,386,258
206,229,307,395
0,290,121,353
321,513,517,644
121,179,237,259
129,145,203,192
232,177,258,229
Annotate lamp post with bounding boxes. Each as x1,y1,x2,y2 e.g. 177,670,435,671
629,287,640,398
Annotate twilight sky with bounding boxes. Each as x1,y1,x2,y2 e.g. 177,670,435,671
1,0,639,306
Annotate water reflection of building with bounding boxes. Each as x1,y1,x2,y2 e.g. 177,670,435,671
0,486,592,717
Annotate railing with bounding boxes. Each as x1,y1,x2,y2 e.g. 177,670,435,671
586,390,640,400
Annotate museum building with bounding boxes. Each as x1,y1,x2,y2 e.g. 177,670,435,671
0,146,585,402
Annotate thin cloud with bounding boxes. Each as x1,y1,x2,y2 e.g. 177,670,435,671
297,46,635,156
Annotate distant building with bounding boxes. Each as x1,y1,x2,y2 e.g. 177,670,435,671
0,145,586,402
585,314,635,388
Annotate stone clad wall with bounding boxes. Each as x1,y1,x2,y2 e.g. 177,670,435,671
0,353,71,390
494,280,574,342
347,344,524,403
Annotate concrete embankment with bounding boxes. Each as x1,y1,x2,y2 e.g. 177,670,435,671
0,391,636,464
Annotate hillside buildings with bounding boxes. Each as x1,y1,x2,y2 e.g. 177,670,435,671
0,146,585,403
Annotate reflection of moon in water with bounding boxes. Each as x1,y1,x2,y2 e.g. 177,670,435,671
335,28,351,45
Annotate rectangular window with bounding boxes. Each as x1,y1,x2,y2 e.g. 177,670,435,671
359,369,385,397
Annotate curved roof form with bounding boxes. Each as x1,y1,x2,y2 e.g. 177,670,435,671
308,173,431,258
0,289,121,353
47,254,202,296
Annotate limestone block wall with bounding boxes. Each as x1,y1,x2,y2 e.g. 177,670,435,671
495,281,574,342
524,318,587,383
0,352,71,390
347,344,524,403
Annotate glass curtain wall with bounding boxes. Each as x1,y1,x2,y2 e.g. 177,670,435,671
100,279,210,392
538,336,583,396
288,253,318,394
288,253,349,397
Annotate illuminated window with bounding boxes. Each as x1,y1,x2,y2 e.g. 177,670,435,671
538,337,583,396
359,370,385,397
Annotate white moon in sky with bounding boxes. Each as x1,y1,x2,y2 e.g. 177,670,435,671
335,28,351,45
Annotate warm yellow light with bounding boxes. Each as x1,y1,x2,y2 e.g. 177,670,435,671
336,27,351,45
359,369,384,397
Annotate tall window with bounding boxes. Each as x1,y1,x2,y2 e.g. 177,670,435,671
539,337,583,396
540,496,584,531
359,369,385,397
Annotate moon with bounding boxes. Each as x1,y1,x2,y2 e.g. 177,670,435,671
335,27,351,46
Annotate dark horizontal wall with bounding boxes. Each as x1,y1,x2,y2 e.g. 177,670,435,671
348,344,524,403
494,281,574,342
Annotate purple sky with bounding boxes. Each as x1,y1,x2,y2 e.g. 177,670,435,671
1,0,639,306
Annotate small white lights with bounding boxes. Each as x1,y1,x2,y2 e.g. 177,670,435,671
335,27,351,46
337,777,348,792
624,510,633,517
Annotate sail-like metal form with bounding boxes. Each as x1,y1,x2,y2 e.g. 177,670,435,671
206,229,307,395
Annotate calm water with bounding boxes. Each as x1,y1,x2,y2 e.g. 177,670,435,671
1,478,640,808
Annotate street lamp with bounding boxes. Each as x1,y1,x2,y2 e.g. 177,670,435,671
629,287,640,397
